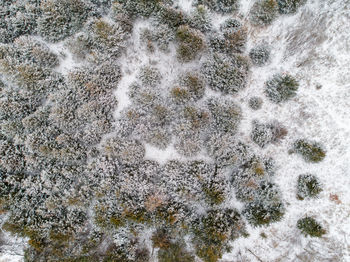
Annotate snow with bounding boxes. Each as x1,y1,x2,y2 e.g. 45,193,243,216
1,0,350,261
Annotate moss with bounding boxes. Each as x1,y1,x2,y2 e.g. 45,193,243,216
250,0,279,26
297,174,323,200
265,73,299,103
297,217,325,237
248,97,263,110
176,25,206,62
277,0,306,14
249,45,271,66
293,139,326,163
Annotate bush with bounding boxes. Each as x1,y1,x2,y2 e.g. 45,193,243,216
277,0,306,14
248,96,263,110
176,25,206,62
209,19,247,54
195,0,239,14
158,240,195,262
251,120,287,148
265,73,299,103
293,139,326,163
249,45,271,66
243,200,285,226
250,0,279,26
208,98,242,135
138,66,162,87
189,5,212,32
37,0,89,42
297,217,326,237
202,53,249,94
102,138,145,164
171,72,205,103
297,174,322,200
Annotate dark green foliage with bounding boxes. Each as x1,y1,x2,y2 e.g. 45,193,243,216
37,0,89,42
158,240,195,262
277,0,306,14
202,53,250,94
265,73,299,103
176,25,206,62
249,45,271,66
297,217,326,237
293,139,326,163
192,208,247,262
251,120,287,148
195,0,239,14
297,174,323,200
243,200,285,226
250,0,279,26
248,96,263,110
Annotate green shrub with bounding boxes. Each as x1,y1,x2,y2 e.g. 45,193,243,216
277,0,306,14
138,66,162,87
176,25,206,62
248,97,263,110
293,139,326,163
250,0,279,26
249,45,271,66
189,5,212,32
265,73,299,103
297,174,322,200
202,53,249,94
297,217,326,237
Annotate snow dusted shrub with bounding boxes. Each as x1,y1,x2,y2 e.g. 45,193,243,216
0,1,39,44
277,0,306,14
297,173,323,200
243,198,285,226
113,0,164,19
176,25,206,62
171,72,205,103
250,0,279,26
293,139,326,163
202,53,249,95
189,5,212,32
158,240,195,262
297,217,326,237
249,44,271,66
102,137,145,164
138,65,162,87
192,208,247,262
248,96,263,110
37,0,89,42
207,98,242,135
157,5,189,29
265,73,299,103
195,0,239,14
251,120,287,148
207,134,250,167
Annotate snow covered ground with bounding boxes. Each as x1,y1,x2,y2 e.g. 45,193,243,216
1,0,349,261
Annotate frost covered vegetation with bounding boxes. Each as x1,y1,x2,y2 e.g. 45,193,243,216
0,0,348,261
